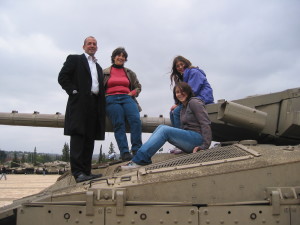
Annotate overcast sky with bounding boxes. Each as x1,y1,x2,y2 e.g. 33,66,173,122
0,0,299,155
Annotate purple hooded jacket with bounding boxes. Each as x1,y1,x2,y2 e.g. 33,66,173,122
183,67,214,104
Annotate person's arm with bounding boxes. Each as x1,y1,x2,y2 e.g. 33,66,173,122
170,104,178,111
127,69,142,97
189,100,212,151
58,55,78,95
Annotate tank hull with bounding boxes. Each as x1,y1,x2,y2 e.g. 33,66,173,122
0,143,299,225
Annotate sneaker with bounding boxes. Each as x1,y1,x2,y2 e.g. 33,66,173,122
121,152,133,162
131,150,137,156
169,147,183,154
121,161,142,170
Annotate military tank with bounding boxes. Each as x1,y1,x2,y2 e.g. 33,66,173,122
0,87,299,225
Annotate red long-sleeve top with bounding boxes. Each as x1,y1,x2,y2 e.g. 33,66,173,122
106,67,137,96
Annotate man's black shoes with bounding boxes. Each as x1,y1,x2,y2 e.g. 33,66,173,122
89,173,102,179
75,173,102,183
75,173,93,183
121,152,133,162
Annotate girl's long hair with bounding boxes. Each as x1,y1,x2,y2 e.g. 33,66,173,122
170,56,192,86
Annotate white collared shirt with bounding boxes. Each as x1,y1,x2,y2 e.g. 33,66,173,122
84,53,99,94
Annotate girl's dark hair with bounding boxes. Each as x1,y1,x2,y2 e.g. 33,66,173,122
173,82,194,103
111,47,128,64
170,56,192,86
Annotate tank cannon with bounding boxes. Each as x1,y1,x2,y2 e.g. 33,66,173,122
1,87,299,144
0,111,171,133
0,87,299,225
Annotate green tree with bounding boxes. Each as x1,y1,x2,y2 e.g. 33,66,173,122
43,154,52,163
27,153,33,163
108,142,116,155
33,147,37,166
0,150,7,163
11,152,20,167
21,154,26,163
55,154,62,161
108,142,117,161
37,155,44,163
62,142,70,162
98,144,103,163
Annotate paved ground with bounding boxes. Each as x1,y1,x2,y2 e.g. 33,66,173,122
0,174,60,208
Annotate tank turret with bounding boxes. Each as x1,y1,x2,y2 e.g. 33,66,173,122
207,87,300,145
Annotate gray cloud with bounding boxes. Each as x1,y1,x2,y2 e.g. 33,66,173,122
0,0,299,154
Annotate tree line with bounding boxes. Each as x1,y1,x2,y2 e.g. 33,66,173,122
0,141,118,167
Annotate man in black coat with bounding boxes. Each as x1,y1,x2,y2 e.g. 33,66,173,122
58,36,106,183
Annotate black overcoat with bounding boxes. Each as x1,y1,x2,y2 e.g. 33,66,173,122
58,54,106,140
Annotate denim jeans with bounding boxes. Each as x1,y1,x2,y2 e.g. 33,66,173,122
106,95,142,156
132,125,203,165
170,104,182,128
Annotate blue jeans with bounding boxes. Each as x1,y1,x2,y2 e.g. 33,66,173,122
170,104,182,128
132,125,203,165
106,95,142,156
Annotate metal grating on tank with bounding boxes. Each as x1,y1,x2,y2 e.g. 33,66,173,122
142,144,260,173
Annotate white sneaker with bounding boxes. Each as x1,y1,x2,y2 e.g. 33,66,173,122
169,147,183,154
121,161,142,170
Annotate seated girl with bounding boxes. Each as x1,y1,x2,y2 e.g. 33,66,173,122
122,82,212,169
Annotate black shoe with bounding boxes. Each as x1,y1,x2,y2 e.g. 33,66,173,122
121,152,133,162
89,173,102,179
75,173,93,183
131,150,137,156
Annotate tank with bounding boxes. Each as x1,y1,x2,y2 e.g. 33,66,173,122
0,87,299,225
8,162,35,175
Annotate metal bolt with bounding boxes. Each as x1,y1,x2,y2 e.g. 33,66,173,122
190,209,195,215
204,209,208,215
107,207,112,213
104,193,109,200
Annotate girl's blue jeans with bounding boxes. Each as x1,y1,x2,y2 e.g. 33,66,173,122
106,95,142,156
132,125,202,165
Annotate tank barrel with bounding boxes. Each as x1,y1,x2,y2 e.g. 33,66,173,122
0,111,171,133
1,87,300,144
205,87,300,145
0,111,64,128
217,101,267,131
